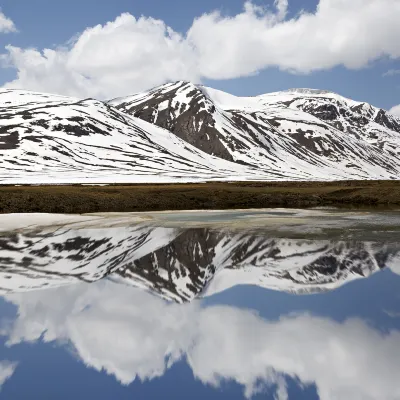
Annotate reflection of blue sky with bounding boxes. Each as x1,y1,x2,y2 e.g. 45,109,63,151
0,269,399,399
204,269,400,332
0,339,317,400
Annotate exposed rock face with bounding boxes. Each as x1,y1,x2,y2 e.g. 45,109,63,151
1,82,400,183
110,82,234,161
111,81,400,180
0,88,259,184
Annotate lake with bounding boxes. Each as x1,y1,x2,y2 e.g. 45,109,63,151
0,209,399,399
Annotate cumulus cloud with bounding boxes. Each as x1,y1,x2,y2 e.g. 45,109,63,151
389,105,400,117
1,0,400,98
275,0,289,21
383,69,400,77
0,11,17,33
2,13,198,99
188,0,400,79
0,361,17,390
3,281,400,400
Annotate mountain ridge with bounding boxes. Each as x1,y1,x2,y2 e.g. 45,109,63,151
111,81,400,181
0,86,262,184
0,82,400,183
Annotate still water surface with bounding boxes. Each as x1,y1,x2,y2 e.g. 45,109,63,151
0,209,399,399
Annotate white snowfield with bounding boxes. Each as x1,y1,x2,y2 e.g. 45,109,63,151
0,82,400,184
0,88,261,184
112,81,400,181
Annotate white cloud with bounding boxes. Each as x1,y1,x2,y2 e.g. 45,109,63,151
389,105,400,117
383,69,400,77
3,281,400,400
0,11,16,33
0,361,17,390
3,13,198,99
188,0,400,79
1,0,400,98
275,0,289,21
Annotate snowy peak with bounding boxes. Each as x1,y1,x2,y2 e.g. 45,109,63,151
0,87,262,184
283,88,333,95
109,81,212,114
1,81,400,183
111,81,400,181
280,94,400,133
255,87,400,134
110,81,235,161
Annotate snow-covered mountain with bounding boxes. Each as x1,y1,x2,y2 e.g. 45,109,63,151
0,88,260,184
0,82,400,183
111,81,400,181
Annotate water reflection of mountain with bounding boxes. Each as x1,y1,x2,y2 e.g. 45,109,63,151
0,225,178,293
1,225,399,300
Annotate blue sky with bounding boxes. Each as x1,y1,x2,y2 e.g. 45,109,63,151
0,0,399,112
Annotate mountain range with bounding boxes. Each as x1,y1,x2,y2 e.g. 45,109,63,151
1,81,400,183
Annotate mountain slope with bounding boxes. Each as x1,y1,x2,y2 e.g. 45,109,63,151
111,81,400,181
0,88,262,184
1,82,400,183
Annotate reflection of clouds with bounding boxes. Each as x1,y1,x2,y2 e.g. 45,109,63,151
387,254,400,276
384,310,400,318
3,281,400,399
190,309,400,400
3,283,196,384
0,361,17,390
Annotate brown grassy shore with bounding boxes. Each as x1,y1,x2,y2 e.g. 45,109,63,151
0,180,400,214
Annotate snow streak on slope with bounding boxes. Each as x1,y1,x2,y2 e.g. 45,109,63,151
2,82,400,183
0,88,264,184
112,81,400,181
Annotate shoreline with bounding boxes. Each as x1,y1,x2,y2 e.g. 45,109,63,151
1,180,400,214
